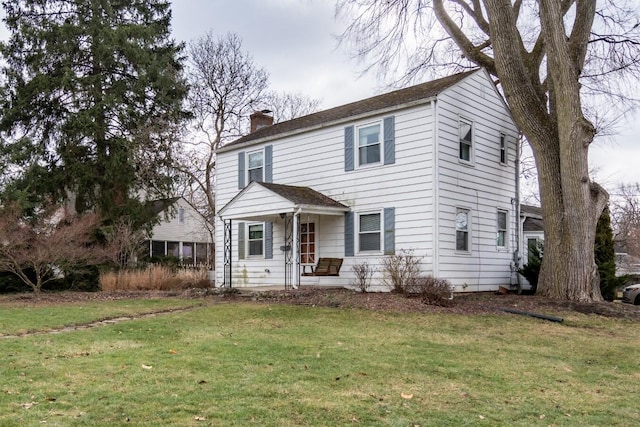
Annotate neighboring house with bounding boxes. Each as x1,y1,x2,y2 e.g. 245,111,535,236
144,197,213,267
215,69,519,292
520,204,544,264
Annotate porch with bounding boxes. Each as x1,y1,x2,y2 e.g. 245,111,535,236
217,182,351,289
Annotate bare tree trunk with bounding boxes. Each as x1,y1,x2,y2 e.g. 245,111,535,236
482,0,608,301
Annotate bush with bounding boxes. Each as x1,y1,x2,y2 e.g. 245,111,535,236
100,265,210,291
351,262,375,292
519,244,542,293
382,249,422,293
405,276,454,306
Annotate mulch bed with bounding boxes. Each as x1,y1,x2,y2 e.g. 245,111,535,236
1,287,639,321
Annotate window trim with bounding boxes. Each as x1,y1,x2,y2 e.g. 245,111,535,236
357,210,383,254
497,209,508,249
247,222,265,258
246,149,264,184
356,121,382,168
459,118,474,164
499,133,507,165
455,207,471,253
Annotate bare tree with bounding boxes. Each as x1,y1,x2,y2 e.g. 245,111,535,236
338,0,640,302
176,32,320,241
610,183,640,257
0,204,114,294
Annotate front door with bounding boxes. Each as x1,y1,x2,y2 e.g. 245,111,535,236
300,222,316,270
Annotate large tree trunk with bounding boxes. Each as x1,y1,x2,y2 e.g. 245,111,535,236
480,0,608,301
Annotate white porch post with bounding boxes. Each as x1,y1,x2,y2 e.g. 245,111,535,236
293,212,300,288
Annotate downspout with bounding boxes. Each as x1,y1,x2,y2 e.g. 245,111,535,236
433,99,440,278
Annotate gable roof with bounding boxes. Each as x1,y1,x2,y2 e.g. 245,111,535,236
217,181,349,221
220,69,479,152
257,182,349,210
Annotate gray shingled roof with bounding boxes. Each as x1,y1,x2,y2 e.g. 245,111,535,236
258,182,348,209
223,69,478,150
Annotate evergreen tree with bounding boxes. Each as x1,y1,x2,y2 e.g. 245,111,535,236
0,0,187,227
595,205,621,301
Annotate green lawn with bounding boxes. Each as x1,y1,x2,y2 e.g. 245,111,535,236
1,300,639,426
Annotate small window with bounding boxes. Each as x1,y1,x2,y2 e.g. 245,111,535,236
247,150,264,183
178,207,185,224
456,208,470,251
358,212,381,252
248,224,264,256
499,134,507,164
459,120,472,162
497,210,508,247
151,240,165,257
358,123,381,166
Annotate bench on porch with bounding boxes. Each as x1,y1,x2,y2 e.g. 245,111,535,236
304,257,343,276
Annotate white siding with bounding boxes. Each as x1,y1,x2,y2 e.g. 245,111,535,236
152,198,211,243
215,102,437,288
215,69,519,292
435,70,519,291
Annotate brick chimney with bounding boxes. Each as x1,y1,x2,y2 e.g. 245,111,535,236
250,110,273,133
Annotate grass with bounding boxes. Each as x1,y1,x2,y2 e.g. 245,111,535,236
0,297,203,336
0,300,639,426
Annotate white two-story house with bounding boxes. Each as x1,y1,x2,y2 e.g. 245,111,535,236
214,69,519,292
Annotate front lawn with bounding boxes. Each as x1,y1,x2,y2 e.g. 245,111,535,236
1,300,638,426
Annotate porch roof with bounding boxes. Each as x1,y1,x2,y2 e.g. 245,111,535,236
217,182,350,221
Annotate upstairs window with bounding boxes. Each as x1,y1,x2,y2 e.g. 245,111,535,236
497,210,508,247
358,123,381,166
459,120,473,162
247,150,264,183
499,134,507,164
456,208,470,252
178,207,185,224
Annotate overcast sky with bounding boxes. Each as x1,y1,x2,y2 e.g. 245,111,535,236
0,1,637,190
170,0,640,191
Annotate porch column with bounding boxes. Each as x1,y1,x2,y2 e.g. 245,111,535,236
294,212,300,288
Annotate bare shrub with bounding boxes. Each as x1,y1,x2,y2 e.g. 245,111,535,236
100,265,210,291
381,249,422,293
406,276,454,306
351,262,375,292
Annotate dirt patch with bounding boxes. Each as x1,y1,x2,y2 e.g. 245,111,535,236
1,287,639,321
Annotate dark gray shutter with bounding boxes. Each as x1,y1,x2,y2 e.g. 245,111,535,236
384,207,395,255
344,125,354,172
238,152,245,189
265,221,273,259
383,116,395,165
238,222,245,259
264,145,273,183
344,211,354,256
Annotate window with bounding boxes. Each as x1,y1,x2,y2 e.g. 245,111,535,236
497,210,508,247
499,134,507,164
300,222,316,264
358,123,381,166
455,208,470,251
247,150,264,183
151,240,165,257
359,212,381,252
459,120,473,162
248,224,264,256
178,207,185,224
167,241,180,258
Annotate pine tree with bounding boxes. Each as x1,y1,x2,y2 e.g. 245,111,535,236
595,206,621,301
0,0,187,227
